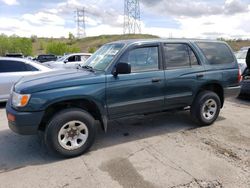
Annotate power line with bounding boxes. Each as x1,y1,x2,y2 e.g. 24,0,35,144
75,8,86,38
124,0,141,34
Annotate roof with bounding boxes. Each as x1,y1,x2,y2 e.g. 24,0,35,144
108,38,221,45
0,57,26,61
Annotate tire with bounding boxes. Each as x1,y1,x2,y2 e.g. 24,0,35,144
191,91,221,126
44,108,96,158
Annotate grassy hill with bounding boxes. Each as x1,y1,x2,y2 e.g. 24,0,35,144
32,34,250,55
32,34,159,55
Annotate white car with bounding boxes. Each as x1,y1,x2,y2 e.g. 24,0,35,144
235,49,248,73
45,53,92,69
0,57,52,102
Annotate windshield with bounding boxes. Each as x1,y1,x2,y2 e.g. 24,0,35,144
235,50,247,59
83,43,125,71
56,55,68,62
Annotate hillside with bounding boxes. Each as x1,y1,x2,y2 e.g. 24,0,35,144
31,34,250,55
32,34,159,55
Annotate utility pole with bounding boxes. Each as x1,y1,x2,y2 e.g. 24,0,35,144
76,8,86,38
123,0,141,34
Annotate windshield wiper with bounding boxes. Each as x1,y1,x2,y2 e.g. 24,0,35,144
80,65,95,72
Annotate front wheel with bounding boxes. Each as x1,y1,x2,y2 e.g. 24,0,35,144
44,108,96,158
191,91,221,126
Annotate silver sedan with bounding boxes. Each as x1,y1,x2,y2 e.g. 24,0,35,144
0,57,52,102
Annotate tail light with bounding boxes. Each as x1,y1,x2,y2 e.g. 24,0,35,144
238,68,242,82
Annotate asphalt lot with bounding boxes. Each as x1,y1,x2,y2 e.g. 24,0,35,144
0,98,249,188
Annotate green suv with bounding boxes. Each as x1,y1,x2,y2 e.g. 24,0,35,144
6,39,241,157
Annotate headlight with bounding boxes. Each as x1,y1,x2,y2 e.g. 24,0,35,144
12,92,31,107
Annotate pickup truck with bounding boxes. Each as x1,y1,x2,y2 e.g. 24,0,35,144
6,39,241,157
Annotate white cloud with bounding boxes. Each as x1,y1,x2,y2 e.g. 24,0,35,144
0,0,250,39
0,17,73,38
1,0,19,6
22,12,65,26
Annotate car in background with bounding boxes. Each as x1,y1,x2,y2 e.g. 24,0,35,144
5,53,24,58
0,57,52,102
34,54,57,63
235,48,248,73
45,53,92,69
240,46,250,51
239,49,250,96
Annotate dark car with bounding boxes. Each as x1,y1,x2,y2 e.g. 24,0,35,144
5,53,24,58
240,49,250,96
6,39,241,157
34,54,57,63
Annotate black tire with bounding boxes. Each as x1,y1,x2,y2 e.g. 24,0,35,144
44,108,96,158
191,91,221,126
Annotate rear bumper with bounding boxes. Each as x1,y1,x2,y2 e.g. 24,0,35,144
240,80,250,95
6,102,44,135
224,85,241,98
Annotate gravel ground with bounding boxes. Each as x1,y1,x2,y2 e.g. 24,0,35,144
0,98,249,188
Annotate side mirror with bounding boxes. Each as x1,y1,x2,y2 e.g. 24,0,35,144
246,48,250,70
64,60,68,64
112,62,131,76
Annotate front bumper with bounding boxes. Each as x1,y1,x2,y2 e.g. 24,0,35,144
224,85,241,98
6,101,44,135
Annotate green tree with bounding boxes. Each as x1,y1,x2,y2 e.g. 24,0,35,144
0,35,32,56
88,47,96,53
46,41,80,55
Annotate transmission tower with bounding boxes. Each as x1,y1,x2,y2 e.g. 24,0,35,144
76,8,86,38
123,0,141,34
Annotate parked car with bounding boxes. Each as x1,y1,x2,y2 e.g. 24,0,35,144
0,57,51,102
235,49,248,73
34,54,57,63
6,39,241,157
240,49,250,96
45,53,92,69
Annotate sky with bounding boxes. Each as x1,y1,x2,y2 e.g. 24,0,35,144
0,0,250,39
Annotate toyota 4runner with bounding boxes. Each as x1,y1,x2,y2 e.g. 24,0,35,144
6,39,241,157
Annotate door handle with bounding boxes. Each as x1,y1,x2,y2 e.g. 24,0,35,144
152,78,162,83
196,74,204,78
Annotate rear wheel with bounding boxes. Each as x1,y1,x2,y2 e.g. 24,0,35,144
191,91,221,126
44,108,96,158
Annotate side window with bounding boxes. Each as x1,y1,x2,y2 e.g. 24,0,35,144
196,42,234,65
68,56,76,62
76,55,81,61
188,47,199,66
164,44,190,68
120,46,159,72
0,60,28,73
164,44,199,68
26,64,39,71
81,55,89,61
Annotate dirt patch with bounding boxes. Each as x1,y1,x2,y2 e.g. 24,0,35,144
171,179,222,188
100,157,156,188
202,139,241,161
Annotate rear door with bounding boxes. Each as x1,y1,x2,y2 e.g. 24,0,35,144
163,43,205,108
106,44,165,118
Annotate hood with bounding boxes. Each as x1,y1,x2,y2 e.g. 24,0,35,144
15,69,105,94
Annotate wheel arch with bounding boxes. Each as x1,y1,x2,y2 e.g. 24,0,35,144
38,97,108,132
195,82,224,108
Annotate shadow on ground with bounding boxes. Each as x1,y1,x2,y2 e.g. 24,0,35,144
0,110,206,173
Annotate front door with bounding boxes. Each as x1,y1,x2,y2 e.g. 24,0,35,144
106,45,165,119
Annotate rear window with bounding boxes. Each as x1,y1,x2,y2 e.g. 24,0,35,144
0,60,28,72
196,42,234,65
